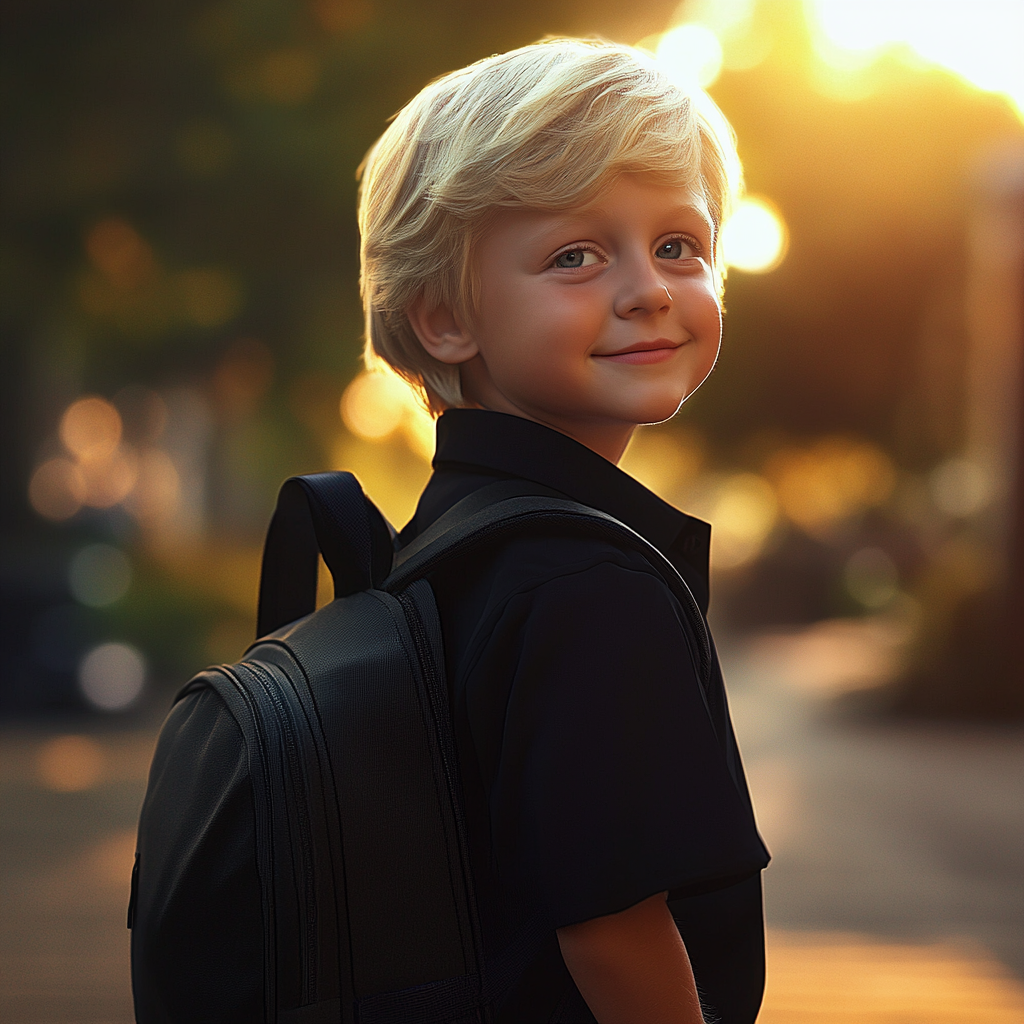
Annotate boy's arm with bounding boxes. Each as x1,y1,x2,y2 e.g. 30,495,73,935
556,891,705,1024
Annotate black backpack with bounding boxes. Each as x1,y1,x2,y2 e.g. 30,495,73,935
129,471,711,1024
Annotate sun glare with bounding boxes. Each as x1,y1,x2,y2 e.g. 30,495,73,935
807,0,1024,118
721,197,788,274
655,23,724,89
340,369,435,460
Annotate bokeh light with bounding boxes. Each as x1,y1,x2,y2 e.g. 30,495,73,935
78,642,147,712
28,391,188,525
56,396,139,509
341,371,408,438
620,429,705,503
655,23,724,89
68,544,133,607
400,405,437,461
126,448,182,524
78,446,139,508
807,0,1024,118
4,5,1024,1018
929,456,996,519
59,396,122,462
721,197,788,273
707,473,780,570
36,735,105,792
28,457,87,521
85,218,157,291
767,437,897,538
844,546,900,609
340,369,436,459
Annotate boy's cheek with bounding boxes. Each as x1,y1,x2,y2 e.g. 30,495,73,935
687,299,718,336
677,274,722,316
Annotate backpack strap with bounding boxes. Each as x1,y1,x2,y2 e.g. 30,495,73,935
257,472,394,638
385,479,712,694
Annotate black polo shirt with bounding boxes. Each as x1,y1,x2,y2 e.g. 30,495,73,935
399,409,770,1024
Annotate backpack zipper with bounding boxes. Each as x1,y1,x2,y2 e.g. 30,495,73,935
237,660,319,1007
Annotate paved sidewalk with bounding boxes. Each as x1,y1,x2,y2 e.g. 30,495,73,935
1,619,1022,1021
1,728,149,1022
725,619,1024,1021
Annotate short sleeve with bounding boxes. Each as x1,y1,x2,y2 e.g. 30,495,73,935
467,559,766,930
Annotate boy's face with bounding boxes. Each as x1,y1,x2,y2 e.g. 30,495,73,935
419,173,722,463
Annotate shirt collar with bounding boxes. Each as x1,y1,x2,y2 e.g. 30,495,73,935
432,409,711,612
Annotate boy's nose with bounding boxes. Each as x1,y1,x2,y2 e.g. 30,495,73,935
613,269,673,319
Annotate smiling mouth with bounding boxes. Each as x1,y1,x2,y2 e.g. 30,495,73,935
593,339,683,365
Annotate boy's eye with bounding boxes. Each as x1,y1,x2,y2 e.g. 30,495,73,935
656,237,699,260
553,248,601,269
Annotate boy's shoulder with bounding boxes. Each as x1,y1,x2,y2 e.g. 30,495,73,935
443,524,672,607
428,523,696,686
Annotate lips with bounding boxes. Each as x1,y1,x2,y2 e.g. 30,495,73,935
593,339,683,365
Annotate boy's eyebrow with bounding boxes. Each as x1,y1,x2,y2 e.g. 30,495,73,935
528,202,715,245
666,203,714,236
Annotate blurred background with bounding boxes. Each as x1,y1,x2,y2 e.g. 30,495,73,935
1,0,1022,1020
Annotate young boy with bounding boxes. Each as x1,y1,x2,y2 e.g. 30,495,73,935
360,38,769,1024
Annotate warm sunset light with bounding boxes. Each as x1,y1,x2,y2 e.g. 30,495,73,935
655,23,724,89
766,437,897,539
707,473,780,570
340,369,435,460
721,197,788,274
807,0,1024,118
7,7,1024,1019
340,370,409,439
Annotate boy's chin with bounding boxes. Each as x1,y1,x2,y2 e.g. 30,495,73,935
626,393,690,427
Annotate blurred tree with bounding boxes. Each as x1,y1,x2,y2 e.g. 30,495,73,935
1,0,681,536
0,0,681,705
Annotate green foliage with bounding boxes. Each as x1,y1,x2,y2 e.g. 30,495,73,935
1,0,679,388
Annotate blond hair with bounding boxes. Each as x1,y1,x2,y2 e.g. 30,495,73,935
358,37,741,413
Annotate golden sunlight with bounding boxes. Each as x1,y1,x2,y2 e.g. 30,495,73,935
807,0,1024,118
766,437,897,539
655,23,724,89
761,929,1024,1023
721,197,788,274
340,369,435,460
707,473,779,570
340,371,410,439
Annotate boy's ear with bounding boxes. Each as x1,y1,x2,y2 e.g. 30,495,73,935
405,293,479,365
